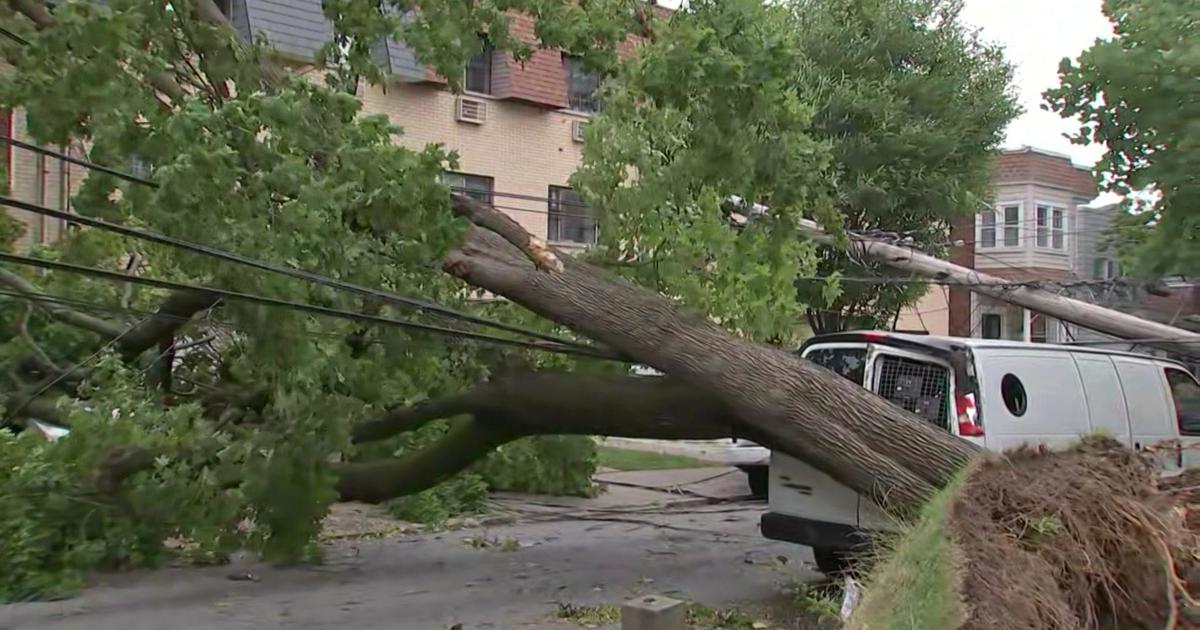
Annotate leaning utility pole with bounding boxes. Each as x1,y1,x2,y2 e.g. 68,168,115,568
795,218,1200,358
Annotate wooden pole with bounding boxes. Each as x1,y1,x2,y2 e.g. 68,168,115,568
795,219,1200,358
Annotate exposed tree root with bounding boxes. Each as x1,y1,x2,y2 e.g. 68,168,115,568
946,437,1197,630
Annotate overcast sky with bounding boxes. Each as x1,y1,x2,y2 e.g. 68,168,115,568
657,0,1115,169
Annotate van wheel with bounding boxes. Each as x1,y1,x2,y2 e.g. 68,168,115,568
812,548,851,576
742,466,768,499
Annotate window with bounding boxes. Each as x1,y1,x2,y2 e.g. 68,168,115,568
59,151,71,214
1093,257,1119,280
874,354,952,430
1036,206,1049,247
564,55,601,113
128,154,151,179
547,186,597,244
1052,208,1065,249
1030,313,1047,343
1,108,11,193
1002,205,1020,246
805,347,867,386
465,37,493,95
981,313,1003,339
1001,373,1028,417
1166,368,1200,436
443,171,494,205
978,209,996,248
1036,205,1066,249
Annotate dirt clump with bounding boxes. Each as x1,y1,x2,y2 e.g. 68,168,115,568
948,437,1198,630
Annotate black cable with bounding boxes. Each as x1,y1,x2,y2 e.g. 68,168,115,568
0,194,601,351
0,288,478,353
0,25,30,47
0,252,627,361
0,137,157,187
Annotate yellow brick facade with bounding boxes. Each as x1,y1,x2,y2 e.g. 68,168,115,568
359,81,591,242
3,108,84,253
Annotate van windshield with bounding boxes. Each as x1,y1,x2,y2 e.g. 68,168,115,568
804,346,867,386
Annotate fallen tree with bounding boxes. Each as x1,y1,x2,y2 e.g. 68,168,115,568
1,0,1195,625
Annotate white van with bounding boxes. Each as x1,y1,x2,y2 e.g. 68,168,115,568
761,331,1200,574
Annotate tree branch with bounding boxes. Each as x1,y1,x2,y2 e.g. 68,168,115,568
8,0,187,102
0,268,126,338
353,372,737,445
117,291,219,360
450,193,563,272
443,224,980,516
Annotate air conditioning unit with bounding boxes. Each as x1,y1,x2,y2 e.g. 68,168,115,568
456,97,487,124
570,119,587,143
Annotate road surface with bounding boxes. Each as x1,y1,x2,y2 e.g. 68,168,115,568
1,468,821,630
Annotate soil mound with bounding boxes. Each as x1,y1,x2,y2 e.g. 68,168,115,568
949,437,1198,629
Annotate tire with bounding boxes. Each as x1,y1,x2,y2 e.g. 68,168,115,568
812,547,852,576
743,466,769,499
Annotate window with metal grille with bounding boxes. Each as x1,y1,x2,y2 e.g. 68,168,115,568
874,354,950,430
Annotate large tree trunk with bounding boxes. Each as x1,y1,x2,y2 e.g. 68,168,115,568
444,213,981,516
338,374,741,503
95,373,741,503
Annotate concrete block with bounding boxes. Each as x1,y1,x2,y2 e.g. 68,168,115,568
621,594,686,630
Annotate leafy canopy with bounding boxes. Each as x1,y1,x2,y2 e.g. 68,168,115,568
0,0,1014,599
1046,0,1200,277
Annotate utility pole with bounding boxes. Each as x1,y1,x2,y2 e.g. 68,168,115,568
794,219,1200,358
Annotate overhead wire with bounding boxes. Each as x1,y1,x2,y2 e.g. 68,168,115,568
0,252,626,361
1,138,1115,291
0,287,497,355
0,193,601,352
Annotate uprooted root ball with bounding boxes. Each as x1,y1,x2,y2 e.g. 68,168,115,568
949,436,1197,630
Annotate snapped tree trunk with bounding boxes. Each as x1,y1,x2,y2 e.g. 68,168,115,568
444,215,982,517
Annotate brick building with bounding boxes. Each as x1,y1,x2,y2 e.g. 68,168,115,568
1,101,87,252
224,0,617,246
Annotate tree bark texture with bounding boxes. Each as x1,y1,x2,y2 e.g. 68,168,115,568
445,218,981,516
93,373,741,504
339,374,739,504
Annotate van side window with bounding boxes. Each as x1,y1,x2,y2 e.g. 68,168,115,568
1166,369,1200,436
1001,373,1028,417
805,347,867,386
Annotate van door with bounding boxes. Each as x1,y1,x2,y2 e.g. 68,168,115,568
1114,358,1182,474
769,344,869,529
1072,354,1132,445
974,350,1090,451
857,346,955,530
1165,367,1200,469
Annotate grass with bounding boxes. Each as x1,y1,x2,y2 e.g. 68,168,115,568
596,446,717,471
843,469,971,630
555,601,777,629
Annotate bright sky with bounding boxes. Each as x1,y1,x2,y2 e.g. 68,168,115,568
657,0,1116,169
959,0,1113,168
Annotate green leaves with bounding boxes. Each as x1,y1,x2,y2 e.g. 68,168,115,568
1046,0,1200,277
576,0,1014,338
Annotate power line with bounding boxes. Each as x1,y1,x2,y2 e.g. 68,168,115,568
0,137,157,188
0,288,491,356
0,252,627,361
0,139,1130,286
1,127,1136,296
0,194,601,352
0,25,30,47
